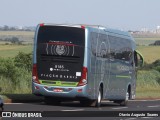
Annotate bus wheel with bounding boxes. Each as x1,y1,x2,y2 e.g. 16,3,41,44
119,91,129,106
80,88,102,107
44,97,61,105
95,87,102,107
0,103,4,111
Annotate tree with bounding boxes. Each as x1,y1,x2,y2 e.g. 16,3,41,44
11,37,19,44
3,25,9,31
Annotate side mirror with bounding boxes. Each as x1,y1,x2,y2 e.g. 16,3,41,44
134,50,144,67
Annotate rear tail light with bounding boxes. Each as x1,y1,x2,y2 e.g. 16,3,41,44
32,64,40,84
39,23,44,27
77,67,88,86
81,25,85,29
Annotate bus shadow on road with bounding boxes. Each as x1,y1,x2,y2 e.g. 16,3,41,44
35,101,120,108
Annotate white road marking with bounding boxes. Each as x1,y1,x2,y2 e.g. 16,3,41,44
4,103,23,105
141,117,154,119
101,100,110,103
61,109,84,111
124,118,137,120
102,99,160,103
132,99,160,102
112,107,128,110
147,105,160,108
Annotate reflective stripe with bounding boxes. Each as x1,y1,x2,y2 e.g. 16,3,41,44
116,75,131,79
39,80,78,87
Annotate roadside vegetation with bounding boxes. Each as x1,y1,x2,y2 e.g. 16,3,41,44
0,50,160,99
137,46,160,63
0,44,32,58
0,52,32,94
0,31,160,99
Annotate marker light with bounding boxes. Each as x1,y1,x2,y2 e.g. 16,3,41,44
77,67,88,86
39,23,44,27
81,25,85,29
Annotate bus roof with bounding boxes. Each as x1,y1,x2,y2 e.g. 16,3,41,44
39,23,131,38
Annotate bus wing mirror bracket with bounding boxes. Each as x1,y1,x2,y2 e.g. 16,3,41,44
135,50,144,68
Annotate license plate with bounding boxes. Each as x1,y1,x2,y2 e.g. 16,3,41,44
53,88,63,92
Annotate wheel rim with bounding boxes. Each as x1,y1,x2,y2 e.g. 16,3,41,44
98,90,101,104
126,91,129,101
96,90,102,107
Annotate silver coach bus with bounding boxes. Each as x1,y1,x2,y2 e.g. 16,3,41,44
32,23,143,107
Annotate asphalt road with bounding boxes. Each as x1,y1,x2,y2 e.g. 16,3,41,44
1,99,160,120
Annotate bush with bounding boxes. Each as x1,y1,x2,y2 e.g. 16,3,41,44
155,66,160,72
0,58,19,84
0,68,31,94
0,76,13,94
13,68,31,94
14,52,32,72
152,59,160,72
137,70,160,91
140,59,160,72
0,52,32,94
152,59,160,66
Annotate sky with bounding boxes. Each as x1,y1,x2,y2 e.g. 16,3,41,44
0,0,160,30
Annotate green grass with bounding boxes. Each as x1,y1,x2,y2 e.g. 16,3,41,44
136,70,160,99
0,44,33,58
137,46,160,63
134,36,160,45
0,31,34,43
0,31,34,36
0,44,159,63
135,37,160,41
137,70,160,88
136,90,160,99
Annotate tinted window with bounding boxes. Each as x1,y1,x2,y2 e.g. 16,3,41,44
108,35,132,61
37,26,85,46
36,26,85,82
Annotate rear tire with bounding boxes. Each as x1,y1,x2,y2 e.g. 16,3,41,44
113,90,129,106
95,87,102,107
119,90,129,106
80,87,102,107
